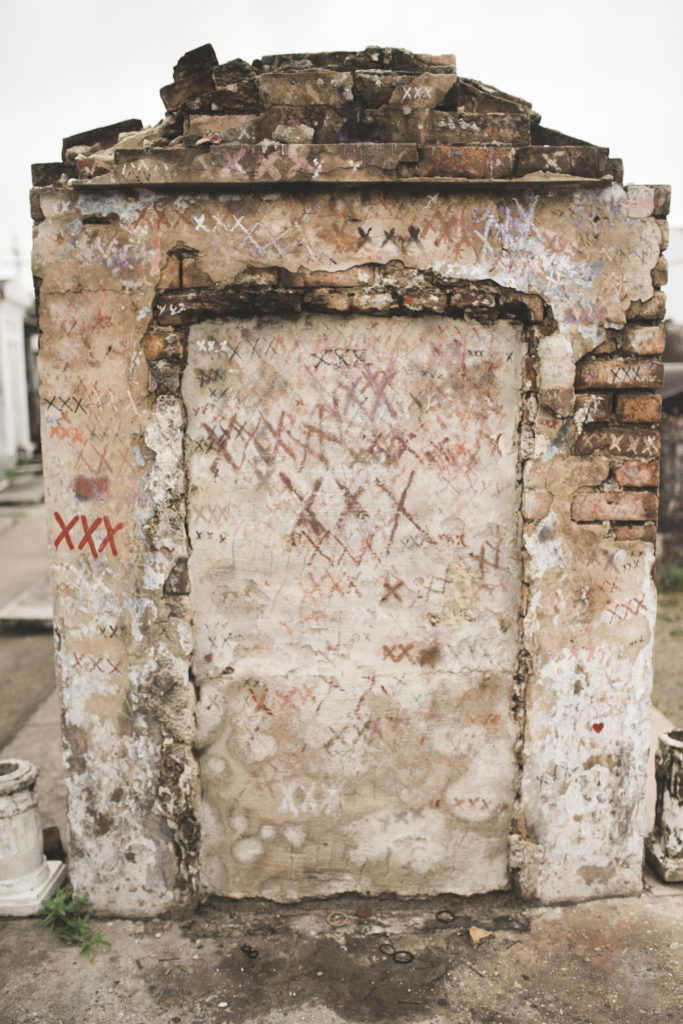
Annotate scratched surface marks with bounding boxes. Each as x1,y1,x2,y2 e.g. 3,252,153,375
185,314,523,898
34,187,660,343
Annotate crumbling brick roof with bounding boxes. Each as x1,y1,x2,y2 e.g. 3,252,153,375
33,45,621,188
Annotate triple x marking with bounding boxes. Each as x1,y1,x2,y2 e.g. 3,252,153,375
54,513,123,558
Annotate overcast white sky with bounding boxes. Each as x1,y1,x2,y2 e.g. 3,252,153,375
1,0,681,310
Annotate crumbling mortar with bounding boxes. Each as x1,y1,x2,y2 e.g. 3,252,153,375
510,320,536,894
137,313,200,903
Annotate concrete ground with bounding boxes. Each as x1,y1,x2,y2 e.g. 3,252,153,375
1,468,682,1024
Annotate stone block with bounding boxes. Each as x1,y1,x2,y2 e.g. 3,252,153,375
607,158,624,183
161,70,217,111
354,71,459,108
188,114,260,142
417,145,514,179
651,256,668,288
31,164,68,187
209,80,261,113
626,292,667,322
212,59,256,88
361,109,531,146
259,70,353,106
615,392,662,423
615,460,659,488
571,491,658,523
29,190,44,223
61,120,143,162
622,325,665,355
623,186,655,218
659,220,669,252
652,185,672,217
514,146,609,178
575,358,663,390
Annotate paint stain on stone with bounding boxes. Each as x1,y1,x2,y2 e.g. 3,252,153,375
417,645,441,667
73,475,109,500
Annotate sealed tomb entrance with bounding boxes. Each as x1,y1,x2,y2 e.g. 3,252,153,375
187,313,524,897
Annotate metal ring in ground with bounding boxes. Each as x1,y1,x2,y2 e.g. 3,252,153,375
240,945,259,959
436,909,456,924
393,950,414,964
379,942,396,956
327,911,350,928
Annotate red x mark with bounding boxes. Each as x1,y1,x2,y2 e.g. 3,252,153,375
91,443,113,474
98,517,123,556
54,513,79,550
78,516,102,557
248,686,273,715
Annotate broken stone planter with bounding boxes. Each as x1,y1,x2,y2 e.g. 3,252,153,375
0,759,66,915
646,730,683,883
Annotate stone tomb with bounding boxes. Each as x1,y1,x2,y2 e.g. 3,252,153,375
31,46,668,913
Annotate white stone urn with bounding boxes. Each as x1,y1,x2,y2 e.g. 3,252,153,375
0,759,66,915
646,730,683,883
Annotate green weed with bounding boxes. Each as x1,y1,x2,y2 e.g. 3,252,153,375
39,885,110,955
658,566,683,593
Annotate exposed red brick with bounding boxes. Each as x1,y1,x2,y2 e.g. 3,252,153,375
574,393,611,422
524,457,610,490
615,392,662,423
180,257,213,288
234,267,280,287
615,461,659,488
614,524,657,543
158,256,181,290
573,427,660,459
571,491,658,523
522,490,552,521
350,291,399,314
280,266,375,288
399,290,447,313
304,289,352,312
575,358,663,390
622,325,665,355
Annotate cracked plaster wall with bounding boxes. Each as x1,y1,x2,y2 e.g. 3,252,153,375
32,83,667,912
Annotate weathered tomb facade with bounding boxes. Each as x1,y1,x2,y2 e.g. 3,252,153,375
31,46,669,915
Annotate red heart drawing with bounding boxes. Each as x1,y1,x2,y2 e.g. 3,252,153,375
592,723,604,734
